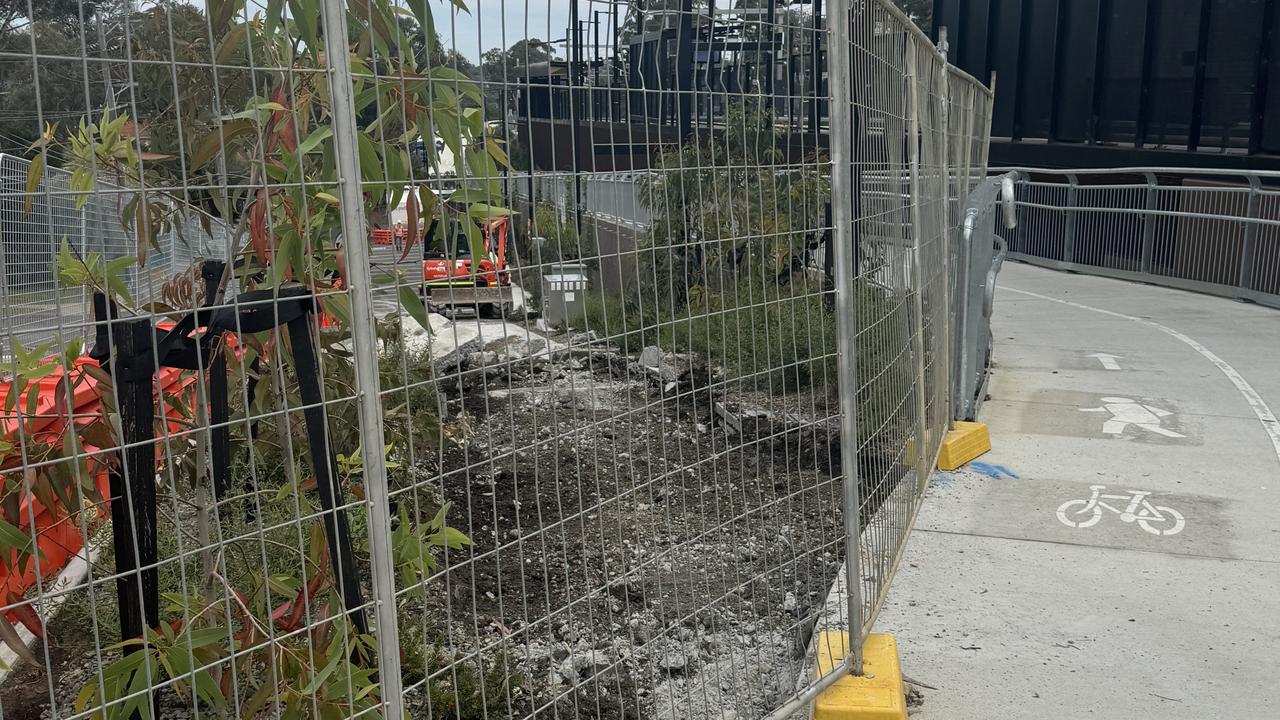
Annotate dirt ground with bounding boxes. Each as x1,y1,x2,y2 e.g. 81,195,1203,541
409,333,849,719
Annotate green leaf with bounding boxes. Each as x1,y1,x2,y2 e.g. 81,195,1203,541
214,22,251,65
185,627,229,650
55,239,89,286
288,0,319,55
0,520,32,553
467,203,511,220
106,255,137,305
324,293,352,328
300,644,344,695
430,66,482,105
461,218,487,266
264,0,286,38
446,186,498,205
297,126,332,156
23,153,43,214
190,119,256,171
274,229,301,285
397,285,429,330
485,137,512,170
355,133,385,186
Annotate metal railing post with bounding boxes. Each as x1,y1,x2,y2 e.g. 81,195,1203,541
1238,174,1262,295
1141,171,1158,274
317,0,404,716
825,0,866,676
936,29,953,428
905,42,931,497
1063,173,1078,265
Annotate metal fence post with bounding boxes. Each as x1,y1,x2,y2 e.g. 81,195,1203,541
1238,174,1262,295
826,0,865,676
936,31,953,428
1063,173,1078,265
317,0,404,716
905,42,932,496
1141,172,1158,274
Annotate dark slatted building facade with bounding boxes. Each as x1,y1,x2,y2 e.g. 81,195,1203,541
935,0,1280,169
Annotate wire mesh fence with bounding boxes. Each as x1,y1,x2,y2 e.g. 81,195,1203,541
998,167,1280,310
0,154,231,360
0,1,993,719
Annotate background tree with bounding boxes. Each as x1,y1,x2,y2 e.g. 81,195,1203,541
479,38,553,119
8,0,497,713
894,0,933,30
638,100,828,299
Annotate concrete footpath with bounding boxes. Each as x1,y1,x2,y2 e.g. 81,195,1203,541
876,262,1280,718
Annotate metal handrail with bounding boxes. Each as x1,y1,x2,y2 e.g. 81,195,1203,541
998,168,1280,310
993,165,1280,179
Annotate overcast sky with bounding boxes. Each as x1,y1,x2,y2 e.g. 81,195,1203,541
193,0,593,62
436,0,583,61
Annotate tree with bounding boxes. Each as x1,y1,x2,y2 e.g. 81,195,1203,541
894,0,933,31
638,100,828,299
8,0,499,713
0,0,100,36
479,38,553,120
0,21,106,152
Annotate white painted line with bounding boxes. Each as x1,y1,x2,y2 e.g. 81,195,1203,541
1005,286,1280,467
0,536,102,682
1087,352,1124,370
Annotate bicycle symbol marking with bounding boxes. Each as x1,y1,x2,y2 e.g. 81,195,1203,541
1056,485,1186,536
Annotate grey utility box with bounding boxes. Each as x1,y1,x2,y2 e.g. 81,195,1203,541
542,262,590,326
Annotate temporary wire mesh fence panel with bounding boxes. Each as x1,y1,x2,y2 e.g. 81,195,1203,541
0,154,230,360
0,1,991,719
1000,168,1280,309
842,0,993,643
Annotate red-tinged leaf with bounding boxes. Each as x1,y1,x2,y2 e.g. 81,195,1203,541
82,363,112,388
281,590,308,631
249,190,270,266
267,87,297,153
0,614,38,666
334,246,347,288
9,602,43,639
51,373,73,422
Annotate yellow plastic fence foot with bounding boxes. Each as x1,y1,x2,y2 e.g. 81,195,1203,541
813,632,908,720
937,421,991,471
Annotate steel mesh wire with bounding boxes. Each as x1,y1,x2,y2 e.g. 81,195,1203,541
0,1,993,719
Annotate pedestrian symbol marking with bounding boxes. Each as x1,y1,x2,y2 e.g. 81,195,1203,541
1080,397,1184,438
1057,485,1186,536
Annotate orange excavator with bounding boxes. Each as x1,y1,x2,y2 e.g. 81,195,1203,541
421,215,513,318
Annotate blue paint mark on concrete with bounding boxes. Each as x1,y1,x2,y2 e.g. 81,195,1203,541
968,461,1019,480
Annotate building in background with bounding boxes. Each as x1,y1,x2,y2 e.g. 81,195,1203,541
934,0,1280,170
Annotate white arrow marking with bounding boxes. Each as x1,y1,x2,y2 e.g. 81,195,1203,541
1087,352,1123,371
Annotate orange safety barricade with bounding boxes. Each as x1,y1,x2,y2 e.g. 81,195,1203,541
0,328,242,626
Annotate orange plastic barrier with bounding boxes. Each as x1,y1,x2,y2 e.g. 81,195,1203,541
0,330,233,630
